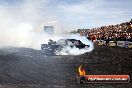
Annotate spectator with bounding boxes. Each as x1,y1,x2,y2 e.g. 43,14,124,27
78,19,132,42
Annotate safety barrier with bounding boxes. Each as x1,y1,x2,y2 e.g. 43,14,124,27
97,40,132,48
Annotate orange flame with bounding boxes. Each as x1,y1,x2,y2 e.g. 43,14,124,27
78,65,86,76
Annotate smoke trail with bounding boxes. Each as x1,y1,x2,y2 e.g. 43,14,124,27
0,0,94,55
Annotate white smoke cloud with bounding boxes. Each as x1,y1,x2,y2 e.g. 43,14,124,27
0,0,94,55
0,0,59,49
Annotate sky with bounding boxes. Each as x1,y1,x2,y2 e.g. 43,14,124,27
0,0,132,30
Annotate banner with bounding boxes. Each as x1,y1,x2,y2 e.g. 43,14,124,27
117,41,129,48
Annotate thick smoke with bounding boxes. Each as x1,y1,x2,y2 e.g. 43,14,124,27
0,0,61,49
0,0,94,55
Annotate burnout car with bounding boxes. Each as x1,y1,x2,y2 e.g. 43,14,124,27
41,39,90,55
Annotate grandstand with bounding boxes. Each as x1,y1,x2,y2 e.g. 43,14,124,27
77,19,132,48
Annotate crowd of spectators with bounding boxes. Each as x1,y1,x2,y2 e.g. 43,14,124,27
79,19,132,42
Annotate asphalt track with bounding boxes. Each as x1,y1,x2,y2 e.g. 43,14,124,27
0,45,132,88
